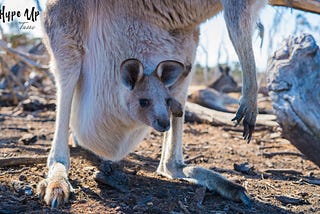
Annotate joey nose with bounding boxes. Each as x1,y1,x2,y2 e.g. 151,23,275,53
156,118,170,132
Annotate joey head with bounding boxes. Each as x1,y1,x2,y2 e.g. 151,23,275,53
120,58,185,132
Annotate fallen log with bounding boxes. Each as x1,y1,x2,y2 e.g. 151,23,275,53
185,102,278,127
188,88,238,113
268,34,320,167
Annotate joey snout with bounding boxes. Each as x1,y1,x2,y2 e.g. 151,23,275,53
153,116,171,132
152,98,183,132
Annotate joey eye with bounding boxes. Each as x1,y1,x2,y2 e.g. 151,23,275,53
166,98,172,106
139,99,150,108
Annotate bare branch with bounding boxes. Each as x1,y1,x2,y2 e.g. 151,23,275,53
0,156,47,167
0,40,49,70
0,56,26,95
269,0,320,14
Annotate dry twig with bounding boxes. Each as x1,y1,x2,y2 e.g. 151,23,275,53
0,156,47,167
261,152,304,158
185,154,205,164
264,169,303,175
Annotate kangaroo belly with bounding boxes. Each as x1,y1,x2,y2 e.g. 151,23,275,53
70,89,150,161
69,9,198,161
70,58,150,161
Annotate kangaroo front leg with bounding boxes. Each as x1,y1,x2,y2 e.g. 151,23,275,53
157,116,251,206
222,0,266,142
37,62,80,208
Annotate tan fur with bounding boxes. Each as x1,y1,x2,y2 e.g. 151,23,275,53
39,0,267,208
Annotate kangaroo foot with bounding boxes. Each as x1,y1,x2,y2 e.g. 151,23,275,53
94,160,129,193
158,163,251,207
37,162,73,208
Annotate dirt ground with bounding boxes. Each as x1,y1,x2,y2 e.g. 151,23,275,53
0,96,320,214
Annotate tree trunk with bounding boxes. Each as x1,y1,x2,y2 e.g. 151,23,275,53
268,34,320,167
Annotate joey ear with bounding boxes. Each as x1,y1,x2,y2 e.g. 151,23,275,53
156,60,185,87
120,58,144,90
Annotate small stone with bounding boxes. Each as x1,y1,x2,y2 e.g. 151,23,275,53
24,186,33,196
78,199,87,204
115,206,122,211
19,134,37,145
109,202,117,208
18,174,27,182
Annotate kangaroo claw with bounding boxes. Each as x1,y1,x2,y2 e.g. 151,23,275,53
51,196,59,209
232,98,257,143
37,163,72,208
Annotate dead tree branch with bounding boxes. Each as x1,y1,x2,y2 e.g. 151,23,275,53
0,156,47,167
0,40,49,70
269,0,320,14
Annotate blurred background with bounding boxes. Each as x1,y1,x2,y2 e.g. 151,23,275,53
0,2,320,213
0,0,319,105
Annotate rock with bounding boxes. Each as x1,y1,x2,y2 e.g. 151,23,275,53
12,180,33,196
18,174,27,182
95,160,129,193
19,134,37,145
21,96,56,112
268,34,320,166
233,162,257,176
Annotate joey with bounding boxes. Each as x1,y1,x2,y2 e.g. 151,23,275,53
120,58,185,132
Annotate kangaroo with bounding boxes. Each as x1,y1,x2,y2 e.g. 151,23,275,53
38,0,267,208
209,65,242,93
